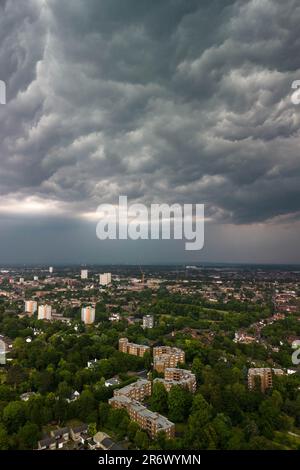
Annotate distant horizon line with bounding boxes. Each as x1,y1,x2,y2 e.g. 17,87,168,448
1,261,300,269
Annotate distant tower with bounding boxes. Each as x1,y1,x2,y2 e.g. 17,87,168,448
49,267,54,274
24,301,38,317
81,306,95,325
81,269,88,280
142,315,154,329
139,266,145,286
38,305,52,321
99,273,112,286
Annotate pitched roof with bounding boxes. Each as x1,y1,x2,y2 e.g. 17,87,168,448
38,437,56,447
72,424,88,434
111,443,124,450
101,437,114,449
51,427,69,437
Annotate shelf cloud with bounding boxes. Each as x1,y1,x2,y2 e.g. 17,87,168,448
0,0,299,263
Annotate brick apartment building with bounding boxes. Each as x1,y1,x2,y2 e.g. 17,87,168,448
114,379,152,401
119,338,150,357
109,395,175,439
248,367,284,392
153,346,185,372
154,368,197,393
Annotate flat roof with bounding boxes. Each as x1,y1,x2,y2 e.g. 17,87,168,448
116,379,150,394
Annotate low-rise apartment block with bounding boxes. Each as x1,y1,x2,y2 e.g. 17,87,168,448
114,379,151,401
153,346,185,372
119,337,150,357
248,367,284,392
154,368,196,393
109,395,175,439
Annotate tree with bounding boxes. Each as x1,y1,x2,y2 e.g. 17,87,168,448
17,423,40,450
31,370,54,394
226,428,246,450
53,398,69,424
247,436,277,450
76,389,97,421
143,351,152,370
243,418,259,441
150,382,168,414
211,413,233,449
98,402,110,427
57,381,72,400
27,397,45,427
185,394,213,448
6,365,27,389
134,430,149,449
168,386,192,423
88,422,97,437
94,384,112,402
3,401,26,433
0,425,9,450
43,393,55,423
117,415,130,440
107,408,129,440
128,421,139,441
191,357,203,384
153,431,166,450
259,390,283,432
0,384,15,402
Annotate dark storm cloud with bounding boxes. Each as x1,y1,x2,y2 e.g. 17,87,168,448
0,0,300,229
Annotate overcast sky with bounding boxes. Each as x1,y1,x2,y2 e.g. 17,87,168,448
0,0,299,265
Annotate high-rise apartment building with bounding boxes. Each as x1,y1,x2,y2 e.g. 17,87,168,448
99,273,112,286
49,267,53,274
81,269,88,280
38,304,52,321
81,306,95,325
24,300,38,317
142,315,154,329
119,338,150,357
